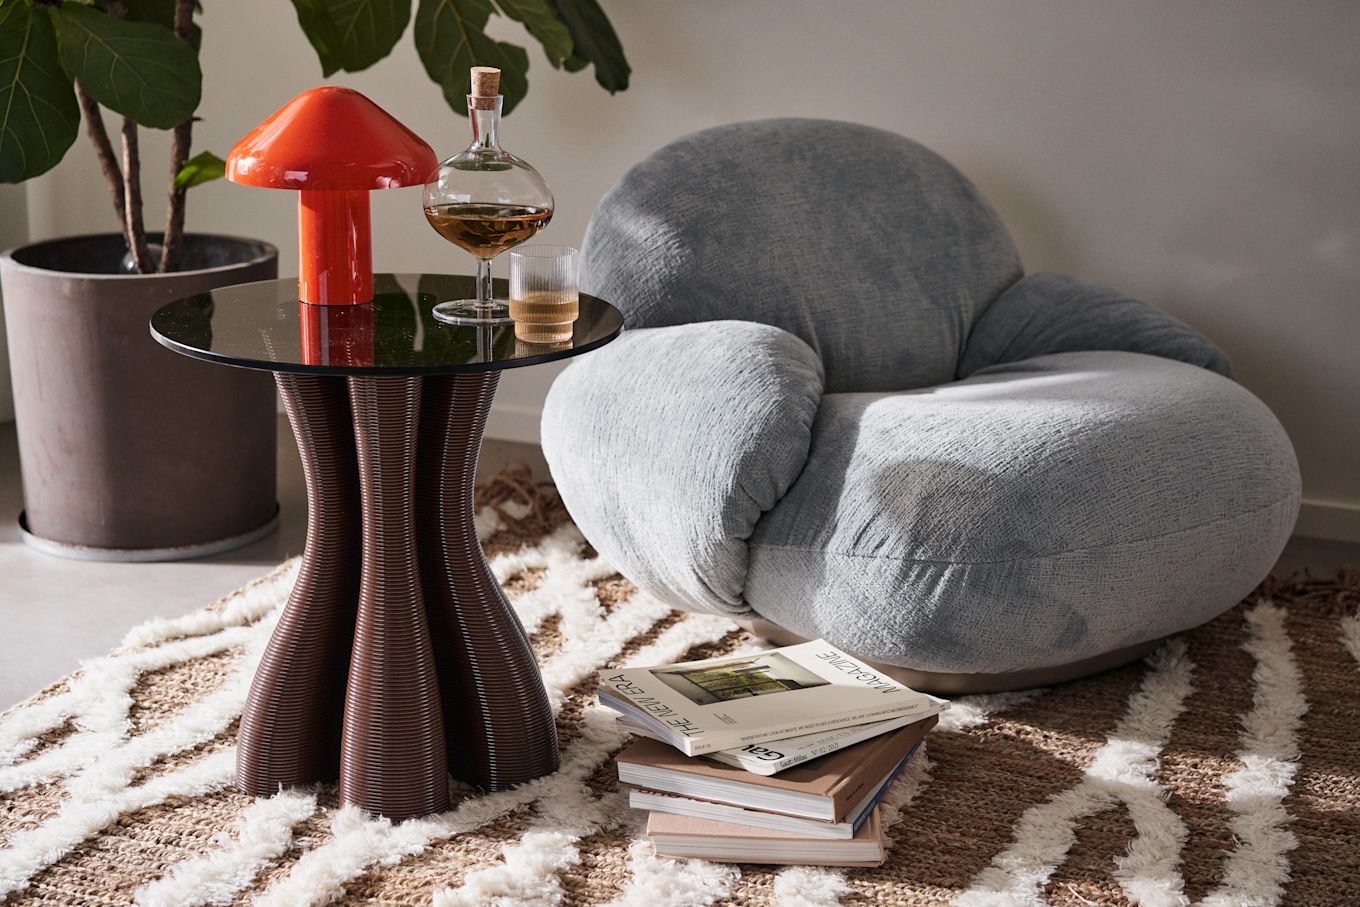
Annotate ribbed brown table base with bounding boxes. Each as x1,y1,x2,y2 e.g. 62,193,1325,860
237,372,559,821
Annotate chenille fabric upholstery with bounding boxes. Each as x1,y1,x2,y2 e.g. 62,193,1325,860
541,119,1300,676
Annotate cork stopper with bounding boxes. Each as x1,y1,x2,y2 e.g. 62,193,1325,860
470,67,500,109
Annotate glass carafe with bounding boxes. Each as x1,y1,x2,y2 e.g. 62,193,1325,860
423,91,553,325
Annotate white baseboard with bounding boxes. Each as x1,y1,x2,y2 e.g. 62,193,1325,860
1296,498,1360,544
485,402,542,445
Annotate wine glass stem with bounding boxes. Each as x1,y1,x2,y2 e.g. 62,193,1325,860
476,256,494,311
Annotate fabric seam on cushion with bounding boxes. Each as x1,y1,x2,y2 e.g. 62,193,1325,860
749,492,1298,567
714,321,824,550
959,273,1041,379
734,375,826,610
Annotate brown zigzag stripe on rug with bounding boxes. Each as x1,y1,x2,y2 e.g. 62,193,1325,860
0,466,1356,906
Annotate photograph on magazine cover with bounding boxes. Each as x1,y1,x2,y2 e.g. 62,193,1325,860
652,652,830,705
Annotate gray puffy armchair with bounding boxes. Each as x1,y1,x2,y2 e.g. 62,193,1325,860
542,119,1299,690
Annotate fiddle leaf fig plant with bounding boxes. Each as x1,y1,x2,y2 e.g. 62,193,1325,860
293,0,630,117
0,0,629,273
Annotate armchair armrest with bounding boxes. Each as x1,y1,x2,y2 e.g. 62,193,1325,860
541,320,824,617
959,272,1231,379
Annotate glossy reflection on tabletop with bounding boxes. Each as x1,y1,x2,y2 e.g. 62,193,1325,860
149,273,621,375
299,302,375,367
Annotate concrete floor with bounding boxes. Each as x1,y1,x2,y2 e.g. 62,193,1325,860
0,419,1354,709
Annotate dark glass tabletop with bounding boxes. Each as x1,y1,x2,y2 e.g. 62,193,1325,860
150,273,623,375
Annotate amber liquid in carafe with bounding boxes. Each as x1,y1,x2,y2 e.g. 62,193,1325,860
423,203,552,258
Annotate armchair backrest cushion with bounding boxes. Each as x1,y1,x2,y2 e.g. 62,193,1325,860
958,272,1233,379
581,118,1023,393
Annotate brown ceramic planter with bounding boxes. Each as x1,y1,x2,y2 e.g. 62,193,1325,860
0,233,279,560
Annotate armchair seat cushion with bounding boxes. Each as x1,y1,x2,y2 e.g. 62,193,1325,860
745,351,1300,674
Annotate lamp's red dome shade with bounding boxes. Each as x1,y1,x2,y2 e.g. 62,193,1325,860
226,87,436,307
228,86,436,190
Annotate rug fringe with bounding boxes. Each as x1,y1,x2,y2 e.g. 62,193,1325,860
1258,567,1359,616
476,464,568,537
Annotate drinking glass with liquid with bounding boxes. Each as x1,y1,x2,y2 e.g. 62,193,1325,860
509,245,579,344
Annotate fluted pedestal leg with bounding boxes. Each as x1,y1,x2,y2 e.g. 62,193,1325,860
340,377,449,819
237,375,360,795
418,373,560,790
238,370,560,819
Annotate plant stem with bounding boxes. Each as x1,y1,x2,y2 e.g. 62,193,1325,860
159,0,196,273
85,0,151,272
121,118,154,274
76,82,129,242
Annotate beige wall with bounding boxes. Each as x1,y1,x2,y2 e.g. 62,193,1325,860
21,1,1360,535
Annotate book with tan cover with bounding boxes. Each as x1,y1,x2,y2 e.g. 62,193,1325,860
630,737,920,839
617,714,936,823
645,807,885,866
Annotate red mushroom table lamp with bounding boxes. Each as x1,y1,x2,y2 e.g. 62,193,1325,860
227,87,436,307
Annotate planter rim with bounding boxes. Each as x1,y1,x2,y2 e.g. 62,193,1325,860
0,232,278,281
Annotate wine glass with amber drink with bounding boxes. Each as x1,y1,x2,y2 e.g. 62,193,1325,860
424,67,553,325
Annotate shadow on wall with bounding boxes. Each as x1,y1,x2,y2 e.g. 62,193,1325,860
955,155,1083,276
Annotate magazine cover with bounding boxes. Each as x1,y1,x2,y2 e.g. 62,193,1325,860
597,640,939,755
616,710,944,774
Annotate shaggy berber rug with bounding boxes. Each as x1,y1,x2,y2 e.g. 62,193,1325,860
0,468,1356,906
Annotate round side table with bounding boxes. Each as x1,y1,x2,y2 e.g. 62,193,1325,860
151,273,622,821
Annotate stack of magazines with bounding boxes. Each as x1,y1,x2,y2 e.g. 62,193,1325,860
598,640,946,866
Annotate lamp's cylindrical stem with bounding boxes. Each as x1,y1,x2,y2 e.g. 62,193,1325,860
299,189,373,306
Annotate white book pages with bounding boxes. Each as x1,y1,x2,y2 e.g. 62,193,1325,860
617,707,943,775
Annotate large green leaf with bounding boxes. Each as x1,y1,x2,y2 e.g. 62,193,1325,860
552,0,628,93
315,0,410,73
122,0,202,51
415,0,529,116
493,0,571,67
51,4,200,129
0,2,79,183
288,0,343,76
